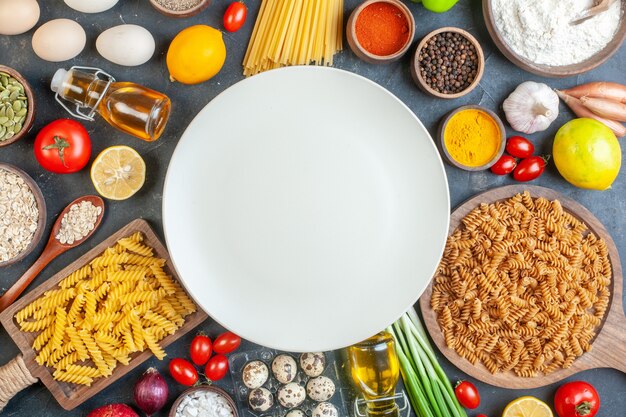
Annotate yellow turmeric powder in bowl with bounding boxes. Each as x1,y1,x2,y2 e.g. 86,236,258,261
442,107,503,169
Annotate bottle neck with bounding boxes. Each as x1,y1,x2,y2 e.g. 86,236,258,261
57,69,110,112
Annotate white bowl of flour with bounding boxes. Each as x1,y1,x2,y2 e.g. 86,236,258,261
483,0,625,76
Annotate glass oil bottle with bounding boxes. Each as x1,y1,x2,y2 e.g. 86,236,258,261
347,331,401,417
51,66,171,142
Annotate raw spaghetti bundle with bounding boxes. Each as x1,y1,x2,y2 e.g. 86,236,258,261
243,0,343,76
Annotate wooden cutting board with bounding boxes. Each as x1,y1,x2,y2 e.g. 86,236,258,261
0,219,208,410
420,185,626,389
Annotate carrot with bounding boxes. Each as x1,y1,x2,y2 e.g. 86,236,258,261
580,96,626,122
556,90,626,138
562,82,626,103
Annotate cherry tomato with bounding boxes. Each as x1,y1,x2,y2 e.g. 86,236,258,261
490,155,517,175
476,415,488,417
506,136,535,159
205,354,229,381
169,358,198,386
554,381,600,417
34,119,91,174
454,380,480,409
213,331,241,354
190,333,212,366
513,156,548,182
224,2,247,32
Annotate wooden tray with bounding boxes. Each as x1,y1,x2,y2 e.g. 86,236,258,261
420,185,626,389
0,219,208,410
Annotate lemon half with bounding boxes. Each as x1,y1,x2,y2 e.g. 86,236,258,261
90,146,146,200
502,396,553,417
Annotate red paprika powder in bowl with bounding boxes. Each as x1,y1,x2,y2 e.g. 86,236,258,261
347,0,415,64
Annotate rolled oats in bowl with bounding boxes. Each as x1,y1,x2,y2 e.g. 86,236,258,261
0,168,40,263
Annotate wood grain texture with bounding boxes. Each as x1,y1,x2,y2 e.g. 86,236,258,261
482,0,626,78
0,218,208,410
0,195,105,313
0,163,46,268
419,185,625,389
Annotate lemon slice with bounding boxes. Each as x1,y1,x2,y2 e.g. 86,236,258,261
90,145,146,200
503,396,553,417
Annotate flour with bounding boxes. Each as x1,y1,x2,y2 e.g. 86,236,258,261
492,0,622,66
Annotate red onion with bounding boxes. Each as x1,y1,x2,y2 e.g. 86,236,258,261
134,368,169,416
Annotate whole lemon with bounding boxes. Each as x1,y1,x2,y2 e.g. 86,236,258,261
553,118,621,190
167,25,226,85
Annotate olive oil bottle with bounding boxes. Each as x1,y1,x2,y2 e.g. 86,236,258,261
347,331,400,417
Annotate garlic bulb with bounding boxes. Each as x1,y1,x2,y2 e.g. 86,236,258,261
503,81,559,134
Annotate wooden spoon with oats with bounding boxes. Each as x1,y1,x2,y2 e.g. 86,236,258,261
0,195,105,313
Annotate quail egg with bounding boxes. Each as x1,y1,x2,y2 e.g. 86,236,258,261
277,382,306,409
243,360,269,389
306,376,335,402
272,354,297,384
312,402,338,417
300,352,326,377
249,387,274,412
286,410,307,417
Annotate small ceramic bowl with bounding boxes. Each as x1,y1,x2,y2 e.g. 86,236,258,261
149,0,211,18
0,163,46,268
0,65,36,148
438,105,506,171
169,385,239,417
346,0,416,64
411,27,485,99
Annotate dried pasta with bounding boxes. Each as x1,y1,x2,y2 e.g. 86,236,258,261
15,232,197,386
431,192,611,377
242,0,343,76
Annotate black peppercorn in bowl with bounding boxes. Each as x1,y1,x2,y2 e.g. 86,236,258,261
410,27,485,99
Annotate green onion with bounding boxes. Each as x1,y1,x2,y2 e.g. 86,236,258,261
387,309,467,417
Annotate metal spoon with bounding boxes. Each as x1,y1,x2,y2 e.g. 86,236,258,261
571,0,618,26
0,195,105,313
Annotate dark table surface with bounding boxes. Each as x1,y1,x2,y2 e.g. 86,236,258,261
1,0,625,416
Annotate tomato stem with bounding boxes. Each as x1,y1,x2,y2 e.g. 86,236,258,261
575,402,593,416
42,136,70,167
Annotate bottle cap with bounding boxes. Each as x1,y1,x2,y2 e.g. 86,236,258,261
50,69,68,93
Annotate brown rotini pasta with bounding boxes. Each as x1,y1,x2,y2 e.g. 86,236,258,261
431,192,611,377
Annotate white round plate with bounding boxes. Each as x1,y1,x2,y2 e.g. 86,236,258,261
163,67,449,352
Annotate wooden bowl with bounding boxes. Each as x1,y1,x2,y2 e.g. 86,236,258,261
0,65,36,148
0,163,46,268
438,105,505,171
482,0,626,77
169,386,239,417
411,27,485,99
148,0,211,18
346,0,415,64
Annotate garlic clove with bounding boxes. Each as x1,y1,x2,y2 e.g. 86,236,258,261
503,81,559,134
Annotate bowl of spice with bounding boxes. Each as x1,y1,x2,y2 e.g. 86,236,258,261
347,0,415,64
411,27,484,99
0,163,46,267
170,385,238,417
149,0,211,18
438,105,505,171
484,0,626,77
0,65,35,148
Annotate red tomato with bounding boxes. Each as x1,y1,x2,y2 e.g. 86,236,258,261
213,331,241,354
190,334,212,366
554,381,600,417
34,119,91,174
513,156,548,182
476,415,488,417
490,155,517,175
455,381,480,409
224,2,247,32
506,136,534,159
169,358,198,386
205,354,229,381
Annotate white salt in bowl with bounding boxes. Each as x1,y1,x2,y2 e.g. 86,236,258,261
169,386,238,417
482,0,626,77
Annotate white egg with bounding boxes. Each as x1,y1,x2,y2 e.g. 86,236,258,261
96,24,155,67
64,0,118,13
32,19,86,62
0,0,40,35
